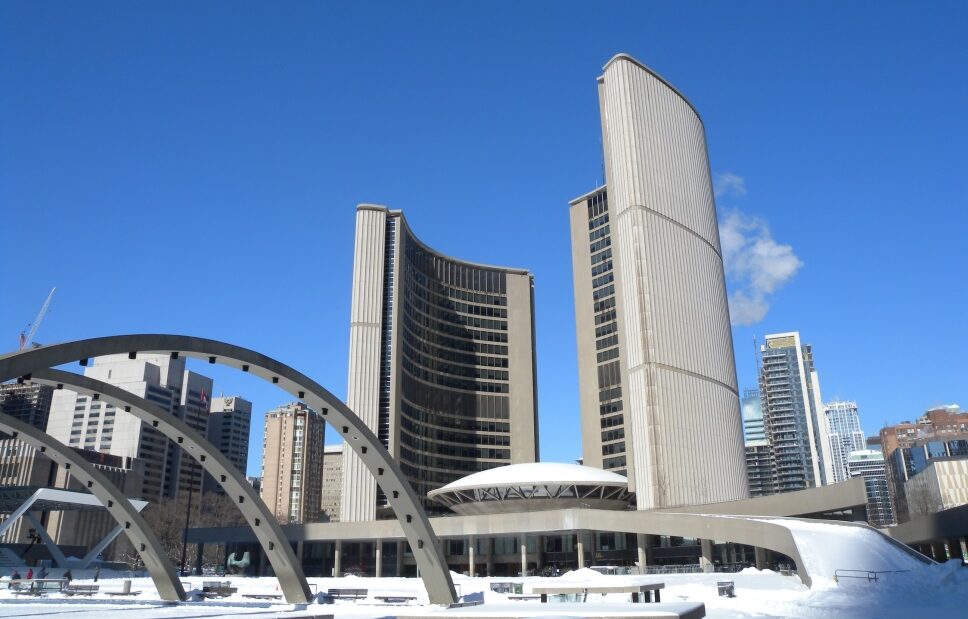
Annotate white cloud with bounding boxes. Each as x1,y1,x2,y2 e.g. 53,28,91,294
714,172,747,198
719,209,803,326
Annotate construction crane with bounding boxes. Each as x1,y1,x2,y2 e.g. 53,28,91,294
18,287,56,351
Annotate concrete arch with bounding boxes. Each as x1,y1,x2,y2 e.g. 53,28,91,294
0,411,186,601
0,335,457,605
30,368,313,604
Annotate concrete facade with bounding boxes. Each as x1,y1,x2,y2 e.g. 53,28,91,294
343,205,538,521
320,444,343,522
570,54,747,508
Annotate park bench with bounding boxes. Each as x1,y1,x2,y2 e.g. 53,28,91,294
327,587,368,599
201,580,237,597
507,593,543,601
529,582,664,603
242,593,283,600
8,579,66,595
64,584,100,596
374,594,417,604
717,581,736,598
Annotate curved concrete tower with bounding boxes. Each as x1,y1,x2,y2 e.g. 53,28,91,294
570,54,748,509
342,205,538,522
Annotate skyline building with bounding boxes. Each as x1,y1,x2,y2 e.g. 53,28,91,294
46,353,213,501
569,53,747,509
846,449,895,527
320,444,343,522
742,390,775,497
204,395,252,492
0,382,54,434
758,332,834,493
885,434,968,522
824,401,866,483
342,205,539,521
260,402,325,524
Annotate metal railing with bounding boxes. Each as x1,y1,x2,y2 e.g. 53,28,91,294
834,569,910,583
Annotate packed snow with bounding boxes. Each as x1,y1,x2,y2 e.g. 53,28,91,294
0,561,965,618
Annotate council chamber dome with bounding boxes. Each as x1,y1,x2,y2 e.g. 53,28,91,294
427,462,632,515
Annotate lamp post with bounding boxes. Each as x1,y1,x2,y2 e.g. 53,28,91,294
179,457,198,576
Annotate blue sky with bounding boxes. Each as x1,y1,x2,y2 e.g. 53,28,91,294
2,2,965,476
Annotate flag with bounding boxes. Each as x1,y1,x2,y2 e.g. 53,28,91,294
200,386,208,406
18,332,26,350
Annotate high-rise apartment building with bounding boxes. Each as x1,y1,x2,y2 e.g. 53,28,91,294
204,396,252,492
46,354,213,501
342,205,538,521
260,402,325,524
742,390,775,497
320,444,343,522
569,54,747,509
879,406,968,458
847,449,895,527
825,401,866,483
758,332,834,493
0,382,54,433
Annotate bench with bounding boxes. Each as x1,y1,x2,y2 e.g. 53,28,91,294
507,593,542,601
327,588,368,599
201,580,237,598
717,581,735,598
529,583,664,603
242,593,282,600
7,579,67,595
374,595,417,604
64,584,100,596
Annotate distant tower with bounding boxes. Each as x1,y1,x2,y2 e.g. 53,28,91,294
758,333,834,492
742,390,775,497
204,396,252,492
342,205,538,521
847,449,895,527
570,54,747,509
824,401,866,483
260,402,325,524
320,444,343,522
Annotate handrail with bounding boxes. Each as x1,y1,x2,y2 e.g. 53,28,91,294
834,568,911,583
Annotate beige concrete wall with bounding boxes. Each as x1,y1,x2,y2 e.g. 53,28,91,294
597,55,747,508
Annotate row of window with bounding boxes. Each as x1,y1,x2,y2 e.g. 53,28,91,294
405,235,508,294
407,273,510,307
602,442,625,456
403,303,509,345
588,212,609,231
585,190,608,219
399,418,511,447
598,386,622,402
401,357,510,394
401,346,509,382
589,224,610,243
591,260,613,278
595,321,617,339
400,376,510,420
401,314,509,355
597,347,620,363
401,325,508,370
589,236,611,254
400,399,511,430
601,412,624,428
592,247,612,265
592,272,614,289
399,443,510,467
405,288,509,331
592,284,614,302
596,334,618,351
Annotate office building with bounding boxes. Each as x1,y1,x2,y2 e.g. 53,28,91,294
343,205,538,521
846,449,895,527
320,444,343,522
885,434,968,522
904,459,968,519
879,405,968,457
46,354,213,501
261,402,325,524
758,332,834,492
204,396,252,492
0,382,54,433
825,401,866,483
569,54,747,509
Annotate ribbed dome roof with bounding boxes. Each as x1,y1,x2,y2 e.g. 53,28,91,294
430,462,627,495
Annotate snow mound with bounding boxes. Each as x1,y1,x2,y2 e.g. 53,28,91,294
558,567,606,580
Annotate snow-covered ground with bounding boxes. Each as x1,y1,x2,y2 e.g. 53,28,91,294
0,562,966,619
